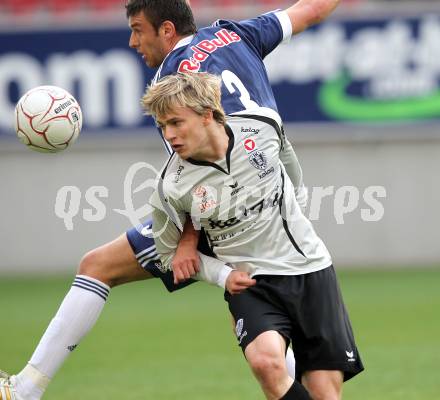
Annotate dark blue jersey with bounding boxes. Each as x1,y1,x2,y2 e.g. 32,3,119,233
153,11,292,152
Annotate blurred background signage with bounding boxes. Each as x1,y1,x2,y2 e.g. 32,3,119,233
1,3,440,136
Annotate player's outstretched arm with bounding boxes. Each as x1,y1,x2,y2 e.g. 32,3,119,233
286,0,340,34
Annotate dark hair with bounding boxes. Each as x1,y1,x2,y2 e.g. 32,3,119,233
126,0,196,36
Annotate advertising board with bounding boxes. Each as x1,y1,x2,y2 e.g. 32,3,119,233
1,13,439,137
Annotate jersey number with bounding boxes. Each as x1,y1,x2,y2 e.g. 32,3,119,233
221,70,259,110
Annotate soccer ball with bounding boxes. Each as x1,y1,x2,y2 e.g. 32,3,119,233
14,86,82,153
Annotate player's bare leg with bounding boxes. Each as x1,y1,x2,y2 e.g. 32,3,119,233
229,316,297,380
78,233,152,287
9,233,152,400
302,370,344,400
244,331,310,400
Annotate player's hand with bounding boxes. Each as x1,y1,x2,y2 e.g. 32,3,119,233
172,242,200,284
225,271,256,295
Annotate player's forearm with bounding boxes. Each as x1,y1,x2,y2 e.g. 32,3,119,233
195,254,233,289
196,257,257,294
152,205,232,288
157,247,233,289
180,216,200,245
286,0,340,34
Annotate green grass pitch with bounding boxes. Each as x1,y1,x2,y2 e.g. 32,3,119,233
1,268,439,399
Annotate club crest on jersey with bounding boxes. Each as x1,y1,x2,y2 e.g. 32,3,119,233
178,29,242,73
243,138,257,153
249,150,267,170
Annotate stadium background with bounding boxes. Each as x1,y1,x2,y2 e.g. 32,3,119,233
0,1,439,399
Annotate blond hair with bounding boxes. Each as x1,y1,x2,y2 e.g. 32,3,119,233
142,72,226,125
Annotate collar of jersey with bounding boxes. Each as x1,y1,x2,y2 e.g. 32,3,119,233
173,35,195,51
153,35,195,84
187,123,234,175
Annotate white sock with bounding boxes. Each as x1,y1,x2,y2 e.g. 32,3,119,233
12,365,49,400
15,275,110,400
286,346,296,379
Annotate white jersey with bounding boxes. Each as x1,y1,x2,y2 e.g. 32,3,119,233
151,108,332,285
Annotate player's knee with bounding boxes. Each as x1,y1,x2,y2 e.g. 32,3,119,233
249,352,285,382
78,248,113,286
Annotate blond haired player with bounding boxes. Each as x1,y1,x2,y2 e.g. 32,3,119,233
144,72,363,400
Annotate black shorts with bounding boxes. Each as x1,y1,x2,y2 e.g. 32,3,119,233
224,266,364,381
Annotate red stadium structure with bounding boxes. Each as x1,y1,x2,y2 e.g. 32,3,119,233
1,0,350,16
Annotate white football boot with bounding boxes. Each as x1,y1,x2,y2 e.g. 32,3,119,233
0,371,23,400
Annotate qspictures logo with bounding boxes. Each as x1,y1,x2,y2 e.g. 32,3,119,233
54,162,387,231
266,15,440,122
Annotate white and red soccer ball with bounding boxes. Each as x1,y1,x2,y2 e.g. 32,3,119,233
14,85,82,153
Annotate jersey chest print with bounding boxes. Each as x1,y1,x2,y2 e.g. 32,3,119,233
178,29,242,73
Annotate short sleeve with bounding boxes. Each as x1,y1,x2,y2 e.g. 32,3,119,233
233,11,292,58
274,10,293,43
